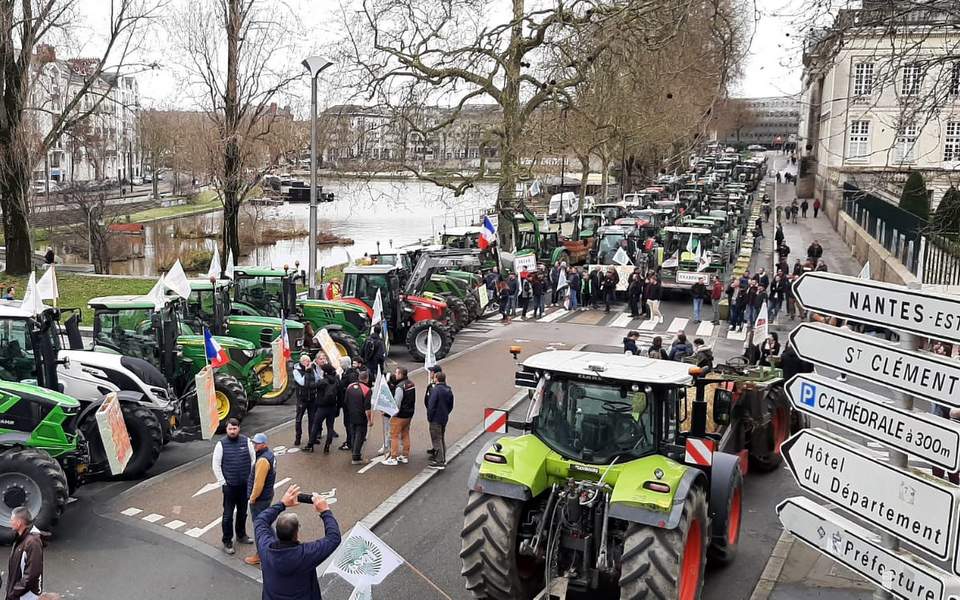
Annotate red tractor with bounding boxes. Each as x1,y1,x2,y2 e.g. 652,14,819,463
340,264,454,362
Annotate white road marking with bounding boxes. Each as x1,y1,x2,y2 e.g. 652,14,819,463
727,328,747,341
286,447,300,454
121,507,142,517
609,313,634,328
357,455,384,474
185,517,222,539
192,482,221,498
164,520,186,530
637,318,658,331
142,513,164,523
537,309,568,323
695,321,714,337
274,445,287,452
273,477,292,489
667,318,688,333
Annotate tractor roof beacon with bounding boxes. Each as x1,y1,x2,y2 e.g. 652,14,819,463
461,350,794,600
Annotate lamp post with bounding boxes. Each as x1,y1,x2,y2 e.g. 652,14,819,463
302,56,334,298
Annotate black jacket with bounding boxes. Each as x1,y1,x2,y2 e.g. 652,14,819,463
690,282,707,299
344,382,371,425
623,337,639,355
294,364,320,405
316,365,339,408
337,367,359,410
6,530,42,600
395,378,417,419
645,280,662,301
361,335,386,372
427,383,454,426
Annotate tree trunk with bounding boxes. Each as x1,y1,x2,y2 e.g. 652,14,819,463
151,154,159,200
221,0,243,263
0,140,35,274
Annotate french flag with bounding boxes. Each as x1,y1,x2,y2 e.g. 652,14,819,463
281,319,292,360
204,327,230,368
479,216,496,250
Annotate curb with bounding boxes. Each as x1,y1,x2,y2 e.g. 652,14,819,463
749,528,795,600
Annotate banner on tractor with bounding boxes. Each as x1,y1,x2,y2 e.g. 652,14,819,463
196,366,219,440
315,328,345,375
271,337,288,391
95,392,132,475
477,284,489,309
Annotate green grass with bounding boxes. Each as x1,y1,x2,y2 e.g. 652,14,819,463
128,190,222,223
0,272,155,325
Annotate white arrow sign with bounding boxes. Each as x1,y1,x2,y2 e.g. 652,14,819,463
794,271,960,344
778,496,960,600
789,323,960,410
786,374,960,471
193,482,221,498
782,428,960,561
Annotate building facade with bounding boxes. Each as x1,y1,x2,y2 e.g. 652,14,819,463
712,96,800,147
798,0,960,217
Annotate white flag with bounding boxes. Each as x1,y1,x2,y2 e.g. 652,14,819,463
612,246,632,266
754,301,769,343
21,272,44,316
147,276,167,311
661,251,679,269
208,245,222,280
163,259,192,299
685,235,696,254
224,248,235,280
37,265,59,301
348,586,372,600
556,269,568,291
858,261,871,280
424,326,437,369
371,370,398,416
324,522,403,587
371,288,384,329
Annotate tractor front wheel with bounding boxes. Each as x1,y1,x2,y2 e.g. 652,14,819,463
619,486,709,600
79,403,163,479
464,294,481,321
255,361,296,406
406,320,453,362
708,468,743,565
215,374,249,432
0,448,69,544
750,400,790,473
460,491,540,599
445,296,469,332
329,330,361,362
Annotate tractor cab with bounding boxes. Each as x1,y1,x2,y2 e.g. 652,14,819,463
658,226,725,288
593,203,626,226
230,266,301,319
0,303,62,390
368,250,415,283
593,225,639,265
439,226,484,250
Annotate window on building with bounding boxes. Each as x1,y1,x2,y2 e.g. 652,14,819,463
853,63,874,97
901,64,923,96
847,120,870,159
945,122,960,161
894,123,917,163
951,63,960,96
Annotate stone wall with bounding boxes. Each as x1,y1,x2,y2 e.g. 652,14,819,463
835,212,918,285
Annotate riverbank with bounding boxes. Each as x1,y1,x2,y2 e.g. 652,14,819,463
129,190,222,223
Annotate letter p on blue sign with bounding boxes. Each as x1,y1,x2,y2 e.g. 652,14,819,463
800,382,816,407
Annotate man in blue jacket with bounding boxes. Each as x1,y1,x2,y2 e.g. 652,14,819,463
426,371,454,470
256,483,342,600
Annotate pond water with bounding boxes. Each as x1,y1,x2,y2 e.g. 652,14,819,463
49,178,497,276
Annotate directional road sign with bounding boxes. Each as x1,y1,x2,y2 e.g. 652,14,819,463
778,496,960,600
789,323,960,409
794,271,960,344
786,374,960,471
782,428,960,560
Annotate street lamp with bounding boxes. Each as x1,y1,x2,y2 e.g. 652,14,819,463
302,55,334,298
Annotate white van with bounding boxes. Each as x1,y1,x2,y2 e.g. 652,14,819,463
548,192,580,222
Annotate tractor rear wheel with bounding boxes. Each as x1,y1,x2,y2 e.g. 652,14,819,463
460,491,540,599
620,486,709,600
329,330,361,362
464,294,481,321
255,361,296,406
708,468,743,565
215,374,248,432
79,403,163,478
750,395,790,473
0,448,69,544
445,296,469,331
406,320,453,362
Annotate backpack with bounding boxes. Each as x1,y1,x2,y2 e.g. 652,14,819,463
361,337,378,364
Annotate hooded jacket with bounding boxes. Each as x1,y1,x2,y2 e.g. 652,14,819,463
255,503,341,600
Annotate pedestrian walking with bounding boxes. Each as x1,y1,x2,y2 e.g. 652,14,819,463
602,268,618,312
645,274,663,323
754,216,764,239
775,205,783,223
774,224,784,247
743,281,759,328
647,336,669,360
769,272,786,322
344,370,372,465
213,418,255,555
360,328,385,381
627,272,643,317
776,239,790,263
790,200,799,224
304,357,339,453
690,277,707,323
244,432,277,566
813,198,821,218
292,354,319,448
382,366,415,466
336,358,359,452
427,371,454,469
806,239,823,266
589,267,602,309
567,267,581,310
254,484,341,600
6,507,43,600
762,203,771,223
756,267,769,289
776,171,782,183
800,199,809,218
710,276,723,324
498,280,511,322
725,276,738,324
519,274,533,319
753,286,768,328
623,330,641,355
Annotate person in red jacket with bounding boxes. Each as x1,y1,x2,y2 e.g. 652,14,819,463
710,275,724,324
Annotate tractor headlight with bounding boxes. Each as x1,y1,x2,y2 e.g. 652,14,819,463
242,349,255,358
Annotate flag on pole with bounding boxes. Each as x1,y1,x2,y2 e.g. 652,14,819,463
147,276,167,311
204,327,230,368
612,246,632,266
224,249,236,280
662,251,679,269
528,180,542,198
37,265,59,301
164,259,192,299
371,370,399,416
280,319,292,360
21,273,44,316
324,522,404,587
478,216,497,250
424,326,437,370
685,235,697,255
556,269,568,291
208,245,222,280
858,261,871,280
754,301,769,343
371,288,383,329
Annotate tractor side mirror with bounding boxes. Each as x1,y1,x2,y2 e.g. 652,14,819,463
713,388,733,426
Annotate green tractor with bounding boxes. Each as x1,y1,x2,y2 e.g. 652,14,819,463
88,295,265,425
461,350,792,599
178,279,304,405
0,380,83,542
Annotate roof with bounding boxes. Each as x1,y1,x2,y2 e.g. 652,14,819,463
663,226,712,234
0,300,51,318
597,225,632,235
88,295,164,309
234,267,291,278
344,264,397,275
441,227,483,236
523,350,693,385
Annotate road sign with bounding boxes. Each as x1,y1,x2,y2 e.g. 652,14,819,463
782,428,960,560
484,408,508,434
786,374,960,471
778,496,960,600
794,271,960,344
789,323,960,409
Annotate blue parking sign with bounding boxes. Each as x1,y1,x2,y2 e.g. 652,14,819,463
800,382,816,407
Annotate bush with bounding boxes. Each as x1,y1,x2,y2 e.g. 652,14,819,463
899,171,930,221
935,187,960,235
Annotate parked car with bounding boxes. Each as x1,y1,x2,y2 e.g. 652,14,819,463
747,144,766,151
31,179,59,194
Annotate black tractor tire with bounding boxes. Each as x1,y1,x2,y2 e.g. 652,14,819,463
0,448,69,544
750,400,790,473
464,294,481,321
445,296,469,332
329,329,361,362
255,361,296,406
215,374,249,433
78,403,163,479
708,468,743,565
406,320,453,362
620,485,709,600
460,491,540,599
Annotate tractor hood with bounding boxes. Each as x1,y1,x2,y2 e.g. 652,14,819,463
227,315,305,331
178,334,257,351
0,380,80,409
403,294,446,310
298,299,368,314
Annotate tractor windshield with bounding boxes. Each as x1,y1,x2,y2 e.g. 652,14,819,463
235,276,284,316
95,307,160,363
536,378,655,464
0,317,46,382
